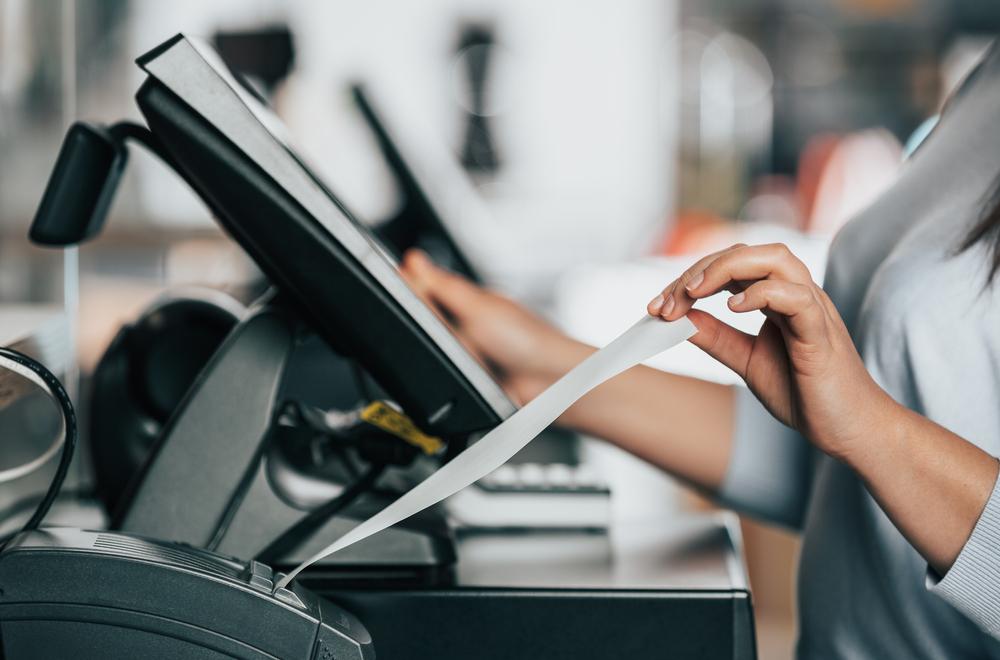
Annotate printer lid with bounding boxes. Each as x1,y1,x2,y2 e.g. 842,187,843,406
135,34,515,436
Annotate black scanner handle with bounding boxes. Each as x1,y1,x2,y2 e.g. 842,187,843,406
29,121,170,246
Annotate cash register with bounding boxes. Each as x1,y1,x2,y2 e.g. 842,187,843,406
6,34,756,659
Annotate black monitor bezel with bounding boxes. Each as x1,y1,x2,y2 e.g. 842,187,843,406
134,34,514,436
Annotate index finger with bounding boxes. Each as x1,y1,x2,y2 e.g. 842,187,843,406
401,249,483,319
647,243,746,320
684,243,813,301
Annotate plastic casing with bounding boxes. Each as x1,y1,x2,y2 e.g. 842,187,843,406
0,528,374,659
135,34,514,438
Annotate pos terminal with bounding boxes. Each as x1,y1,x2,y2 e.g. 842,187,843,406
4,34,756,659
110,35,516,573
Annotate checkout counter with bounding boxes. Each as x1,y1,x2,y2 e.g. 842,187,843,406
0,34,756,659
335,515,754,659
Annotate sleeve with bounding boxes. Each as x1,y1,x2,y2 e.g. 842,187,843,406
714,385,816,529
928,470,1000,636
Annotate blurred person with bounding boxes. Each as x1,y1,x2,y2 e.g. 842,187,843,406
402,44,1000,658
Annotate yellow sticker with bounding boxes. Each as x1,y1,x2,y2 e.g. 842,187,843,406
360,401,445,455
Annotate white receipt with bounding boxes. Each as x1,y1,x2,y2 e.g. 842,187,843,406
276,315,695,589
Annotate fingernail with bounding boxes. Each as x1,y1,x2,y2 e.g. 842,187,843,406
661,294,675,317
648,294,664,313
685,272,704,291
729,292,745,307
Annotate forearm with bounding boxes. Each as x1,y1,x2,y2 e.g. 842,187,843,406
845,397,1000,575
551,342,735,493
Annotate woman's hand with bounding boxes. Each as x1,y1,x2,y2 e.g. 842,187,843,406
648,242,896,460
400,249,590,404
647,244,1000,576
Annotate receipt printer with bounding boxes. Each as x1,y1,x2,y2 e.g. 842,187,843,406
0,528,374,659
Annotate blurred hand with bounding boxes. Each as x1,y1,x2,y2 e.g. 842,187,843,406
648,243,894,459
401,250,589,404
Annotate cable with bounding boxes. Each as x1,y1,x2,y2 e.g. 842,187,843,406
205,426,273,552
254,463,385,564
0,347,78,540
207,398,381,552
205,400,330,551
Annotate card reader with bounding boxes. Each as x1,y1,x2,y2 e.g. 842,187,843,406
0,528,374,659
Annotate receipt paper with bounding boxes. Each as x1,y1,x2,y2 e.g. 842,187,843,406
277,315,695,588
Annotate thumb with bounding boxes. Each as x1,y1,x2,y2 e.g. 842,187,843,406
686,309,753,380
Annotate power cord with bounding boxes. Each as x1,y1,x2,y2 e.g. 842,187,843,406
0,347,78,546
210,396,419,560
254,462,385,564
205,400,372,552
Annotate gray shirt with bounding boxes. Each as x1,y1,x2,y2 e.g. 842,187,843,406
719,43,1000,659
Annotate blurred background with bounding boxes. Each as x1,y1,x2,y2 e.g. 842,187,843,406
2,1,999,657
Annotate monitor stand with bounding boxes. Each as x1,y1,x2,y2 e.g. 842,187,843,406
115,297,456,585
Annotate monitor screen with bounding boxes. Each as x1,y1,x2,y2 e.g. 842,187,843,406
350,84,480,282
135,34,515,437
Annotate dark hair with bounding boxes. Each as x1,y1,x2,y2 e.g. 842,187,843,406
961,176,1000,284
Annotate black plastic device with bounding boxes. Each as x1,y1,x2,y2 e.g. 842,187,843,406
89,292,243,512
29,122,127,245
29,33,514,439
73,73,494,518
30,34,507,577
30,121,169,246
133,35,514,438
0,528,374,659
352,85,480,282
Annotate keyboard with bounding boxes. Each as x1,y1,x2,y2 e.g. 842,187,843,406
447,462,611,529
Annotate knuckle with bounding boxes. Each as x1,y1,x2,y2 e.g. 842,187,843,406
773,242,793,257
770,242,810,276
812,287,834,317
707,253,732,274
735,285,756,306
761,242,792,262
678,270,701,291
759,282,786,305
